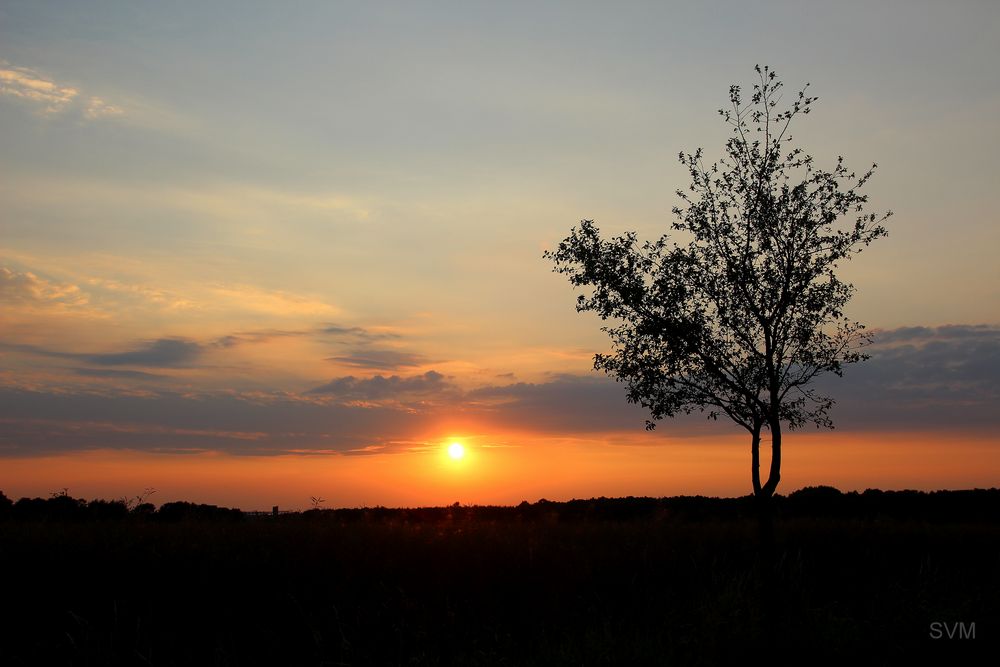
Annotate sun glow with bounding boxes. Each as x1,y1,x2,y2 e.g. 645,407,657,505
448,442,465,460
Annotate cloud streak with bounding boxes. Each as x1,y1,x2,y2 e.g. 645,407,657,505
0,63,123,120
0,64,78,113
465,325,1000,436
326,349,427,371
73,368,166,380
0,325,995,456
207,284,339,317
86,338,202,367
318,324,400,341
1,338,203,368
83,96,124,120
467,373,653,434
0,387,432,456
818,324,1000,430
0,267,89,306
308,371,452,401
213,323,399,349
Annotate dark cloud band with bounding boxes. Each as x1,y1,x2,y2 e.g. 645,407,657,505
0,324,996,456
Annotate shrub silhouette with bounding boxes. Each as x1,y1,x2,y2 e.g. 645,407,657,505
156,500,243,522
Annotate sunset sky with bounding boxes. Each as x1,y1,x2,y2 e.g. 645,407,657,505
2,1,998,509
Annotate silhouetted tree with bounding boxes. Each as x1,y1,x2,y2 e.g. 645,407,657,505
545,65,891,499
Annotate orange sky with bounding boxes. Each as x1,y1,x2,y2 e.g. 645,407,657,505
3,431,998,511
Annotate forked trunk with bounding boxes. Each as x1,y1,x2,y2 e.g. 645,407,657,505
750,426,763,497
753,417,783,644
761,417,781,498
752,411,781,500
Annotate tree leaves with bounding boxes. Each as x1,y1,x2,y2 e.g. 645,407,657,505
544,66,891,437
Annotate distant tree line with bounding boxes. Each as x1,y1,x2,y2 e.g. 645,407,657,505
2,487,998,523
0,491,241,522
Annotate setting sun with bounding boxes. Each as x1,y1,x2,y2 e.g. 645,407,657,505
448,442,466,460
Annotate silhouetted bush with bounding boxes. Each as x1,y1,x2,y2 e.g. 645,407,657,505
155,500,243,522
132,501,157,516
12,494,86,520
786,485,846,516
85,498,130,520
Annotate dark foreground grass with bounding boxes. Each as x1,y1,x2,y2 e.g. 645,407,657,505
1,495,998,665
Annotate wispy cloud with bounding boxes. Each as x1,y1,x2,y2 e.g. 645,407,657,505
73,368,166,380
0,386,428,456
308,370,452,401
0,64,78,113
85,277,195,311
318,324,400,341
87,338,202,367
207,284,340,318
1,337,202,369
466,373,652,434
326,349,427,371
0,267,89,307
213,330,305,348
212,325,400,350
0,62,123,120
83,277,335,319
870,324,999,346
83,96,124,120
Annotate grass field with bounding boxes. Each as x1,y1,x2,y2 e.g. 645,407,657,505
1,490,997,665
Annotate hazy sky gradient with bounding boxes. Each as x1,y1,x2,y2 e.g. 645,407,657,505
1,1,998,506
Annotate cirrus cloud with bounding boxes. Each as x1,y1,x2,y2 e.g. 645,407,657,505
325,348,427,371
0,267,89,306
0,337,202,369
308,370,452,402
0,64,78,113
0,62,124,120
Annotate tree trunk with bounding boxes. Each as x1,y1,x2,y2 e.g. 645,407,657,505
750,422,776,574
755,417,784,649
750,426,763,497
760,417,782,498
752,422,777,554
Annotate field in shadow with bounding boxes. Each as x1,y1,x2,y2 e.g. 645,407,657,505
1,488,997,665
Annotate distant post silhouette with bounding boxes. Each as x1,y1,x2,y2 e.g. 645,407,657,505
545,65,891,501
